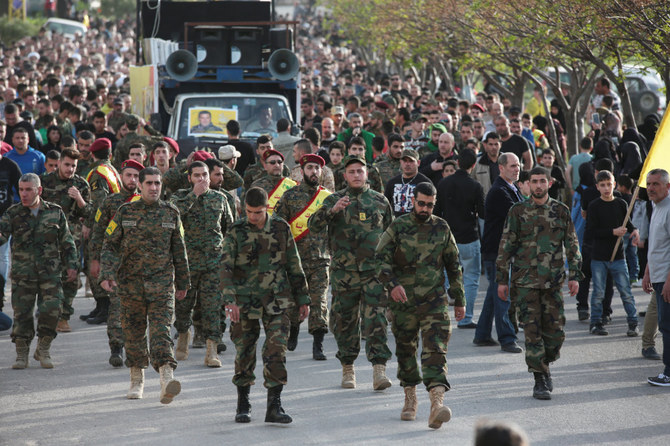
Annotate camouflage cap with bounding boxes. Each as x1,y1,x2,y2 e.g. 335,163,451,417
125,114,140,129
343,155,366,168
400,149,419,161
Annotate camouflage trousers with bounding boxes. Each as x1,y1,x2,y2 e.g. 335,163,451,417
118,278,177,372
84,241,110,304
289,266,329,334
516,286,566,374
60,239,82,320
192,299,227,341
11,277,64,342
330,269,391,366
390,290,452,390
174,269,222,342
107,291,124,350
231,311,290,389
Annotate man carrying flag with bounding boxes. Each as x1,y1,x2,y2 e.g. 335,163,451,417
275,153,332,359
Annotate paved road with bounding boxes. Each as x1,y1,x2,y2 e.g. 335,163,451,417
0,279,667,446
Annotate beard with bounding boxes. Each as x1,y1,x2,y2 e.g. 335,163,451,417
303,174,319,187
532,189,548,199
413,209,431,222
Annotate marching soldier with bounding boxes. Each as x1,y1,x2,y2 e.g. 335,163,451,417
249,149,296,215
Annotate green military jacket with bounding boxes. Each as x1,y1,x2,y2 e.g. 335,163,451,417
333,164,384,193
40,172,93,244
274,182,331,266
376,213,465,307
243,163,291,190
221,214,310,318
328,163,345,191
308,184,393,273
75,157,93,177
374,157,401,188
496,198,584,288
163,161,243,197
100,199,190,291
170,188,234,272
112,132,162,170
84,159,120,228
0,199,78,280
89,187,140,261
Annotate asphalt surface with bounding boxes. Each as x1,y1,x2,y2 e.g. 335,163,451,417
0,278,667,446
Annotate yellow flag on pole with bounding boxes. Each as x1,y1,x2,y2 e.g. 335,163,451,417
639,111,670,188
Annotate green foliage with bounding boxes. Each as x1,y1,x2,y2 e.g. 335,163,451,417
99,0,137,19
0,16,44,46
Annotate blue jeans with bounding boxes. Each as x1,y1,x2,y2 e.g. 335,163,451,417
474,259,517,345
652,283,670,376
0,311,11,331
622,233,640,281
590,259,638,325
0,240,9,280
457,240,481,326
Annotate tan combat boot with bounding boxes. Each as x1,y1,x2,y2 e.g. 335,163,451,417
205,339,222,368
127,367,145,399
175,331,190,361
372,364,392,390
33,336,54,369
159,364,181,404
56,319,71,333
342,364,356,388
401,386,418,421
428,385,452,429
12,338,30,369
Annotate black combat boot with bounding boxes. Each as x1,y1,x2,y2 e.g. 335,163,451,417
533,372,551,400
109,346,123,367
312,330,326,361
265,385,292,424
235,386,251,423
287,325,300,351
87,297,109,324
80,303,100,321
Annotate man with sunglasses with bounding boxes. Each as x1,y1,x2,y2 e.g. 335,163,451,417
249,149,296,215
376,181,464,429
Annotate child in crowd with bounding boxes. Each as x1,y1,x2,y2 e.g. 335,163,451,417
328,141,346,190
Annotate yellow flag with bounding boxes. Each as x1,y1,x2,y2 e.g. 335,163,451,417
639,111,670,188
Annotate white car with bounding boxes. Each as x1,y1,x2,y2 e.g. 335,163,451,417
44,18,87,39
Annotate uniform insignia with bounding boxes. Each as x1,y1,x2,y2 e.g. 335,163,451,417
359,212,366,221
162,222,176,229
106,220,117,235
178,222,184,237
94,209,102,222
122,220,137,227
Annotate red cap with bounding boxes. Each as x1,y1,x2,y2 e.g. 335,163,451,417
471,103,485,113
374,101,390,110
262,149,284,162
163,137,180,154
89,138,112,153
299,153,325,168
192,150,214,162
120,159,145,172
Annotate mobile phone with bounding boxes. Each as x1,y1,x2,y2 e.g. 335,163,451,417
592,113,600,125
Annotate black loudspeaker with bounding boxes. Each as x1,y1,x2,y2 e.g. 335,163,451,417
166,50,198,81
195,28,228,66
230,29,262,66
268,49,299,80
270,28,293,52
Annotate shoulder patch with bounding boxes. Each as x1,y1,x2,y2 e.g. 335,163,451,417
105,220,118,235
94,208,102,222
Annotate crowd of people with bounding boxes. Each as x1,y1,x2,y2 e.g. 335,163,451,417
0,5,668,436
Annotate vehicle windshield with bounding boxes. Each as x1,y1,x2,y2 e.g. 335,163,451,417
177,96,291,140
45,21,87,38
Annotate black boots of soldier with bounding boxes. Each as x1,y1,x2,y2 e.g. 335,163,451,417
235,386,251,423
287,325,300,351
83,298,109,324
533,372,551,400
265,385,292,424
312,330,326,360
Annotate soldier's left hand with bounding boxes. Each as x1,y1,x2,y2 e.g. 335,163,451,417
175,290,187,301
568,280,579,296
390,285,408,303
497,284,509,301
68,186,84,207
298,304,310,321
66,269,77,282
454,306,465,321
81,225,91,240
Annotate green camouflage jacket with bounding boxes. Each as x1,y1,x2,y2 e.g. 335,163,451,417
333,164,384,193
374,157,401,188
163,161,243,196
243,163,291,190
84,159,120,228
89,187,140,260
40,171,93,243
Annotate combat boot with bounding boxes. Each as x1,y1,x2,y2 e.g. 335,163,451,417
86,298,109,325
56,319,71,333
533,372,551,400
544,370,553,392
372,364,392,390
287,324,300,351
312,330,326,361
192,328,205,348
175,330,190,361
159,364,181,404
12,338,30,369
428,385,452,429
109,346,123,368
79,303,100,321
342,364,356,388
205,339,222,368
34,336,54,369
400,386,418,421
127,367,144,399
264,385,292,424
235,385,251,423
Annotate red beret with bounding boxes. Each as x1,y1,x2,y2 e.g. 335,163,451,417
471,103,485,113
299,153,325,168
192,150,214,162
120,159,145,172
374,101,390,110
262,149,284,162
89,138,112,153
163,137,180,154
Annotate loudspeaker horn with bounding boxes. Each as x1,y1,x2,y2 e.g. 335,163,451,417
268,49,299,81
166,50,198,81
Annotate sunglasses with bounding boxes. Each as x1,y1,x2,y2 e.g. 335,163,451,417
416,200,435,209
267,160,283,165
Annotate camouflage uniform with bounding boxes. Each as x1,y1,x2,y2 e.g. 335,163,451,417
328,163,345,191
0,199,77,342
112,131,162,170
333,164,384,193
100,199,190,372
496,198,583,374
40,172,93,321
289,165,336,192
76,157,93,177
374,157,401,189
243,163,291,190
221,214,310,388
164,161,243,198
89,187,140,351
274,182,331,334
308,184,393,366
376,213,464,390
170,188,233,342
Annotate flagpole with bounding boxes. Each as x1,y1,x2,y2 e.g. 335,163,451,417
609,184,640,262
